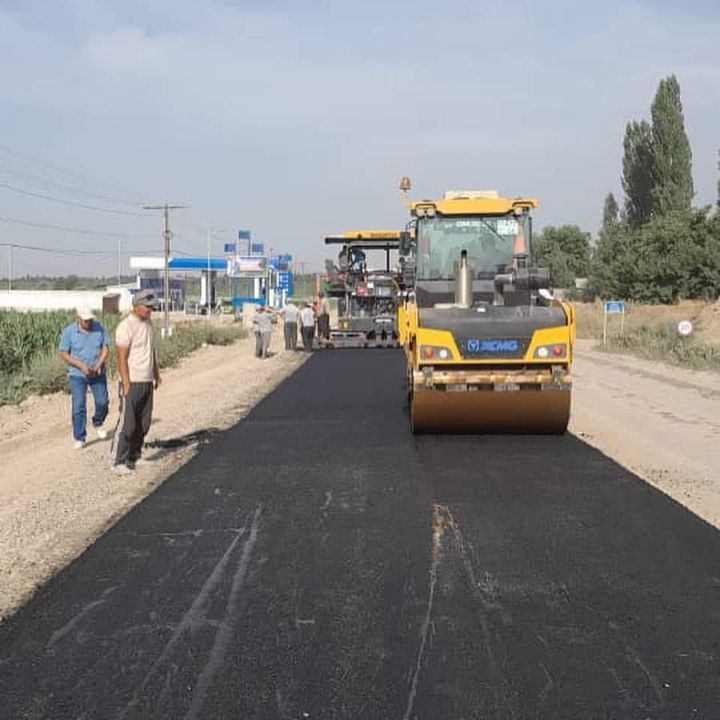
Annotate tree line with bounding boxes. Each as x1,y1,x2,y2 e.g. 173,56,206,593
533,75,720,303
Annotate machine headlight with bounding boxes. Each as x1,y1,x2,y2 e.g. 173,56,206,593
420,345,453,360
534,344,567,359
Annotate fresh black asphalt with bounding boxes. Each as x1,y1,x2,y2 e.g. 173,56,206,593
1,349,719,718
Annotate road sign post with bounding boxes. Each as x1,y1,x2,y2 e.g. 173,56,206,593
603,300,625,346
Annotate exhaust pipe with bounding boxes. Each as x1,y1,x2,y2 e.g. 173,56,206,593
455,250,472,308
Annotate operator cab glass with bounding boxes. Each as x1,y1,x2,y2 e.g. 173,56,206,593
416,213,531,280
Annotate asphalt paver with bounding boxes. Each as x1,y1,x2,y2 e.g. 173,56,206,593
1,349,719,718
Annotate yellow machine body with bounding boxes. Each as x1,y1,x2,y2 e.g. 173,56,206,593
399,189,575,433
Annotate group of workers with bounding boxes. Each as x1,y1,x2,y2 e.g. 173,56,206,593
58,292,331,470
252,298,330,358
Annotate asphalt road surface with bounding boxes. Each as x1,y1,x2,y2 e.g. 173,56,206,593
1,350,719,719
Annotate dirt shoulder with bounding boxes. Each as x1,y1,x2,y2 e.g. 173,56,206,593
571,338,720,528
0,330,306,621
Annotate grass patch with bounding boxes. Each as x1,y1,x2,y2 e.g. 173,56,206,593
600,323,720,371
572,299,709,340
0,320,247,406
572,300,720,371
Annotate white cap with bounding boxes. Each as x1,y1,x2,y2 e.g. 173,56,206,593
76,307,95,321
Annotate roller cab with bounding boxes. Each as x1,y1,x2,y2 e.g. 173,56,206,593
399,186,575,434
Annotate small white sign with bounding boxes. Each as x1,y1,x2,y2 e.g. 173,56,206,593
677,320,693,336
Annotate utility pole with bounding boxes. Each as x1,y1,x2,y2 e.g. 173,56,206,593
143,203,186,337
205,227,213,309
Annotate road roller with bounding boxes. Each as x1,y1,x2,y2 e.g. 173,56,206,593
397,179,575,434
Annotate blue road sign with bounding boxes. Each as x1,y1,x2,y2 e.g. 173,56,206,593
238,230,251,240
250,242,264,255
604,300,625,314
277,271,293,294
224,243,236,254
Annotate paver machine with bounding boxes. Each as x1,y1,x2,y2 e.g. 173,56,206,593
323,230,401,348
397,178,575,433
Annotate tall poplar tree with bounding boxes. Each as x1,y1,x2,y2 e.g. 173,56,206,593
601,192,620,236
621,120,654,227
650,75,693,215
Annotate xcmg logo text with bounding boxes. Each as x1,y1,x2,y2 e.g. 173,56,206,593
467,339,519,353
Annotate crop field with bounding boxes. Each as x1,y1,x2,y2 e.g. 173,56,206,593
0,310,246,406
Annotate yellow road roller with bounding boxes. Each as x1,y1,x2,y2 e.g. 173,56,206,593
397,179,575,434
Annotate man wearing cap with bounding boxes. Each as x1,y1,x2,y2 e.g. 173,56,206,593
252,305,273,358
110,290,161,475
58,308,111,449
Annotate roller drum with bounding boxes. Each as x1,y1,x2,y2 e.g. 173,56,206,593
410,388,571,434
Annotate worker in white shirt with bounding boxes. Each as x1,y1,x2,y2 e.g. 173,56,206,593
252,305,273,358
299,302,315,352
280,301,299,351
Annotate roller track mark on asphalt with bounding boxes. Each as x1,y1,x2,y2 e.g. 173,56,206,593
119,512,252,718
443,504,518,719
133,529,205,539
46,585,118,650
320,490,333,514
538,663,554,707
182,503,263,720
402,503,444,720
624,643,666,707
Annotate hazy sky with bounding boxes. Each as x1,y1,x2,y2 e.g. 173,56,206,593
1,0,718,277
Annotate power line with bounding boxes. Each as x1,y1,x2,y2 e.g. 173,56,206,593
0,181,149,216
0,163,145,208
0,241,165,257
0,143,148,204
0,215,153,239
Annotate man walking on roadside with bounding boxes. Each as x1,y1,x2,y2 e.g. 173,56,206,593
299,302,315,352
252,305,273,358
58,307,111,449
110,290,161,475
280,301,299,351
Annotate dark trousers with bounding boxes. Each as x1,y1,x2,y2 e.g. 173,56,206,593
69,374,109,441
301,325,315,352
284,321,298,350
317,313,330,341
111,382,153,466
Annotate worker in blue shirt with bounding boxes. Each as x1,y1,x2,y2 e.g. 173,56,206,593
58,307,111,449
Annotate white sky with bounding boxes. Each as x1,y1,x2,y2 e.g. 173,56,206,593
1,0,718,276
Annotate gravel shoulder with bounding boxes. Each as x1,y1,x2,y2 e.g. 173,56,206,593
571,338,720,528
0,329,305,621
